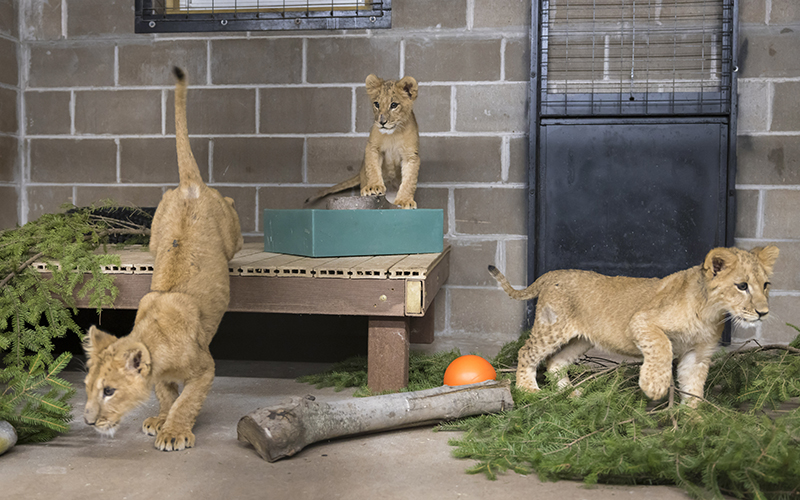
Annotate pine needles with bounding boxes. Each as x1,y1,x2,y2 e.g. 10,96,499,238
0,205,151,444
300,326,800,499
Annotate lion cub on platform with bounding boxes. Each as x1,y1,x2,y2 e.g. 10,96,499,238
306,74,420,209
490,246,779,406
82,68,243,451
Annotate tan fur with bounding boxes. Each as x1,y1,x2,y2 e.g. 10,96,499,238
82,67,243,451
490,246,779,407
306,74,420,209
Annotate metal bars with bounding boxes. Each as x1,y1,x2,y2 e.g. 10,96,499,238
539,0,734,116
135,0,391,32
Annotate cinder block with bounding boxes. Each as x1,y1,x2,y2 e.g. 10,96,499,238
504,38,531,82
75,90,161,135
455,83,528,133
213,137,303,183
21,0,59,40
306,38,400,83
0,0,18,39
166,88,256,135
405,39,502,82
306,136,365,184
392,0,466,29
67,0,134,37
0,136,17,182
26,186,74,221
216,186,257,233
76,186,164,208
739,26,800,78
737,80,770,133
30,139,116,183
446,239,498,286
0,38,17,86
771,82,800,132
356,84,451,133
508,136,528,184
450,287,527,335
25,91,71,135
737,135,800,185
119,41,207,86
211,39,302,84
454,187,527,235
120,138,209,184
770,0,800,23
259,186,328,211
0,87,17,134
763,190,800,239
760,241,800,291
759,296,800,343
739,0,766,24
29,45,114,87
504,238,528,287
734,190,759,239
260,87,351,134
0,186,18,230
418,136,502,183
413,187,449,233
473,0,530,29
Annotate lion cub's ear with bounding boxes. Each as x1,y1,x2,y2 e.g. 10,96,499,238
83,326,117,362
752,245,780,275
396,76,418,101
365,74,383,97
703,247,736,278
123,343,151,377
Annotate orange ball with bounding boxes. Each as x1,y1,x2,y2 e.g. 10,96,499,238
443,355,497,386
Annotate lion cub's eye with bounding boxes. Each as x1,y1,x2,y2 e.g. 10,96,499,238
103,387,116,397
373,102,379,108
390,102,398,109
735,282,748,291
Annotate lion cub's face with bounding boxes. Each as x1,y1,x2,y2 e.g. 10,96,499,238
366,74,418,135
82,326,151,436
704,246,779,328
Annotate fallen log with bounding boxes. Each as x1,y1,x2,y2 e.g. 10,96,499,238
237,380,514,462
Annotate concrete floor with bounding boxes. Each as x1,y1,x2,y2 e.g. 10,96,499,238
0,362,694,500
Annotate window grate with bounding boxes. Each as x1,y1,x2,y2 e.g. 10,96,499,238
539,0,734,116
135,0,391,33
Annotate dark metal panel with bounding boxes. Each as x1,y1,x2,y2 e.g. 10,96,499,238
536,119,729,279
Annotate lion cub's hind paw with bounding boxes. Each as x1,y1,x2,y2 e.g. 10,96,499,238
155,428,196,452
142,417,165,436
394,197,417,209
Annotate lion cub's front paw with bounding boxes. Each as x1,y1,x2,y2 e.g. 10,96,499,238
639,365,672,400
154,427,195,452
394,197,417,209
361,184,386,197
142,417,166,436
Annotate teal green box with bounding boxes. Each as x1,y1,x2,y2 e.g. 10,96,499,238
263,209,444,257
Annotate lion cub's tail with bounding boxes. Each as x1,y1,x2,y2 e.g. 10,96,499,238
488,265,543,301
304,174,361,206
173,67,205,193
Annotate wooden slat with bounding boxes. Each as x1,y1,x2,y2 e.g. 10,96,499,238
271,256,340,278
387,248,449,280
349,254,408,279
237,254,307,276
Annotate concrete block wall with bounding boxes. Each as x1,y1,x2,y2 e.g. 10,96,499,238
14,0,531,357
0,0,19,229
735,1,800,344
5,0,799,355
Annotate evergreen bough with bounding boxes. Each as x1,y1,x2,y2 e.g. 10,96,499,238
0,205,150,443
301,325,800,499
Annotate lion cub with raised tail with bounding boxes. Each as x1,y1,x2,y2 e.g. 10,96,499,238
82,67,243,451
305,74,420,209
490,246,779,407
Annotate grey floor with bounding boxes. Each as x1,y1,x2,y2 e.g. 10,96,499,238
0,362,694,500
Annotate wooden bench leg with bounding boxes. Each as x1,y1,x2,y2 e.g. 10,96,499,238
367,317,410,393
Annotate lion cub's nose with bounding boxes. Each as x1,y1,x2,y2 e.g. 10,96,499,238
84,417,95,426
756,309,768,319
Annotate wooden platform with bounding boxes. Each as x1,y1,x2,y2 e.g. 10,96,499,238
37,242,450,392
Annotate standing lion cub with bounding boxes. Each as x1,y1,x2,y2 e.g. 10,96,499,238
490,246,779,406
305,74,420,209
82,68,243,451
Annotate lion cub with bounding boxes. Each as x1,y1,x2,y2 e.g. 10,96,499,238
306,74,421,209
82,68,243,451
490,246,779,406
